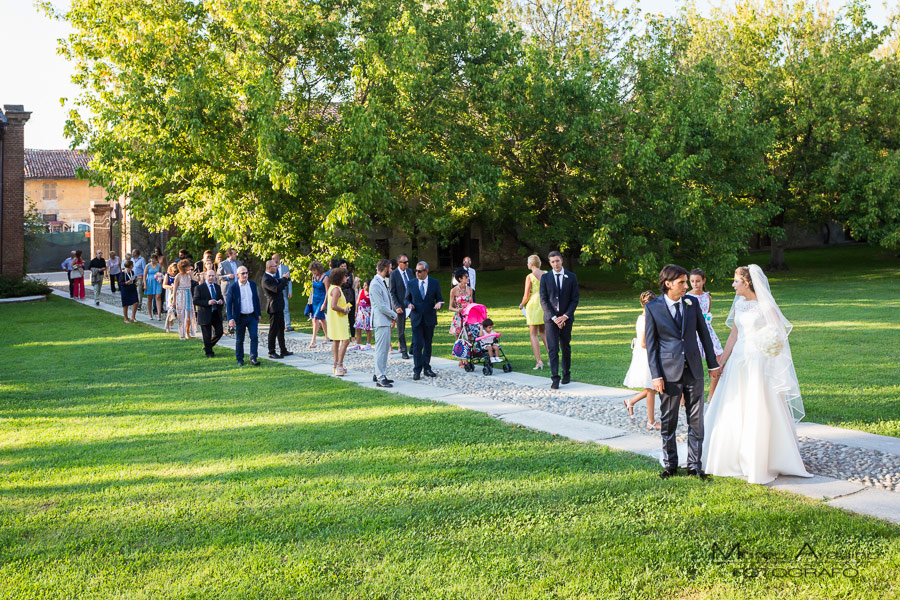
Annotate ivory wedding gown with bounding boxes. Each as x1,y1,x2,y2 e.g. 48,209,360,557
701,296,812,484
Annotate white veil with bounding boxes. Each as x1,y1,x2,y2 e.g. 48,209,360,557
725,264,805,422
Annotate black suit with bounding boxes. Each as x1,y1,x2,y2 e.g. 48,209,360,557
404,276,443,375
192,281,224,356
390,267,415,354
262,272,290,355
644,294,720,471
539,269,580,381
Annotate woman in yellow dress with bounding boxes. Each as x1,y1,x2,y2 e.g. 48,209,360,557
518,254,548,370
326,267,352,375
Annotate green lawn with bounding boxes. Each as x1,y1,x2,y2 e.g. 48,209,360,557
284,246,900,438
1,298,899,598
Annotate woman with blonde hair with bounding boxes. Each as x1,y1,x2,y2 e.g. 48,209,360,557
518,254,548,370
174,259,197,339
326,267,352,375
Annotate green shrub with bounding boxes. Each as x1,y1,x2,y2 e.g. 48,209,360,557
0,275,52,299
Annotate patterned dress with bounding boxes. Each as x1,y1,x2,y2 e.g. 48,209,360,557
174,274,196,339
449,287,472,335
696,291,724,357
354,289,373,331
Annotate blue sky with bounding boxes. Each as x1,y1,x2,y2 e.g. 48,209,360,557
0,0,894,149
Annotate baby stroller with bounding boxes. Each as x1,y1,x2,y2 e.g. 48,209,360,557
452,303,513,376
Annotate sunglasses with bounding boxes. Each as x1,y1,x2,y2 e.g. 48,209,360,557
415,269,425,273
399,260,408,264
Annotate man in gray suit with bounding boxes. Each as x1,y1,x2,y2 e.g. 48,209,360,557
217,248,243,296
370,259,396,388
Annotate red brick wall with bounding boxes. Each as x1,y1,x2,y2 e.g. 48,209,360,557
1,105,31,276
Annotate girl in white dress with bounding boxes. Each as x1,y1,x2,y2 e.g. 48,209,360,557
702,265,811,484
623,291,660,430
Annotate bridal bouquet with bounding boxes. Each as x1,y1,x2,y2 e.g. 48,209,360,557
755,324,785,357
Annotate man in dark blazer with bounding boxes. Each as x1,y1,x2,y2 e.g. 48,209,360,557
389,254,414,360
193,269,225,357
261,259,293,359
644,264,721,480
404,261,444,380
226,266,262,366
539,251,580,389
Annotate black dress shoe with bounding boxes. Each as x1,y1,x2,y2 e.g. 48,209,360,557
401,352,410,360
268,353,283,359
376,377,393,388
686,468,711,480
412,372,421,381
237,360,244,367
561,373,571,385
659,467,679,479
551,378,560,390
373,375,395,384
423,368,436,377
206,353,215,358
373,374,379,383
281,351,293,356
249,359,260,366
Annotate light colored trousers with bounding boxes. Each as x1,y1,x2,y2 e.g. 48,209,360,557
374,325,391,378
92,280,103,303
282,289,291,328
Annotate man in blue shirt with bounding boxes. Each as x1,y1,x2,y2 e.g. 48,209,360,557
61,250,76,298
131,249,146,310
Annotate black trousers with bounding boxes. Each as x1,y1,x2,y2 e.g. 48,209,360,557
109,273,118,293
545,318,573,380
201,315,223,356
659,362,705,471
410,322,434,374
268,311,287,354
396,314,408,353
67,271,74,297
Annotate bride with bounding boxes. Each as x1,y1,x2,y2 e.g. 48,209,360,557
702,264,811,484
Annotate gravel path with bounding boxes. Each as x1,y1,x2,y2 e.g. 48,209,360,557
51,281,900,494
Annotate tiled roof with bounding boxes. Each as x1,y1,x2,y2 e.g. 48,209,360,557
24,149,92,179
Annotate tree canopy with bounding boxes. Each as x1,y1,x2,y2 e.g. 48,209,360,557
51,0,900,282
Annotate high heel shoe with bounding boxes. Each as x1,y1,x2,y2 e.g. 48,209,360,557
532,362,544,371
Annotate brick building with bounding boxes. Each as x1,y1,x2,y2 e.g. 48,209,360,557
0,104,31,276
24,149,102,231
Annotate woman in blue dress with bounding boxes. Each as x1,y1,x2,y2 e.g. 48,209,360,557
143,253,164,321
307,261,329,347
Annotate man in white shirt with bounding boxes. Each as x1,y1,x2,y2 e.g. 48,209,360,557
450,256,477,301
225,266,261,366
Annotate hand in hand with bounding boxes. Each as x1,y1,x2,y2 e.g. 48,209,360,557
709,368,721,380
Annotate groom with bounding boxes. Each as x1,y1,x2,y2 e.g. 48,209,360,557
645,264,721,480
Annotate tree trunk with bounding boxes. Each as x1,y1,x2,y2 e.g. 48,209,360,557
766,212,789,271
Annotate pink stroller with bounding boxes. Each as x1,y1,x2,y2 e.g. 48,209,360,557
457,303,512,375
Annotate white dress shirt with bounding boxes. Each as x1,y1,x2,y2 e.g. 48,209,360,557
663,294,682,320
466,267,476,290
238,280,254,314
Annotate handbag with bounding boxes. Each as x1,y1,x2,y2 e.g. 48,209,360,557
451,331,472,359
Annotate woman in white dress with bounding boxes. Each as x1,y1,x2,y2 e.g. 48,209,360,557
702,264,811,484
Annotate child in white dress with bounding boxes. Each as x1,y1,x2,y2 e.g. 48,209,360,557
623,291,660,430
690,269,724,401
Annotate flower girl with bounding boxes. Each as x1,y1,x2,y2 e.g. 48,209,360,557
623,291,660,430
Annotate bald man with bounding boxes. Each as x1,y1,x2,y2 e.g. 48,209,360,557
192,269,225,357
262,259,293,359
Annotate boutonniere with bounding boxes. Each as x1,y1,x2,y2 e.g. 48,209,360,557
684,298,693,306
563,274,569,279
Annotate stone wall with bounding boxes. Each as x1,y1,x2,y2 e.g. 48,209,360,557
0,105,31,276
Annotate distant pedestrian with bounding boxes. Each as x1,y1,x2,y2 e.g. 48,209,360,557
131,249,146,309
194,250,213,275
162,262,178,333
451,256,477,302
61,250,76,298
370,260,395,387
389,254,413,360
89,250,106,305
226,266,261,366
307,261,329,347
119,259,139,322
193,269,225,358
144,254,164,320
273,254,293,331
262,259,293,359
71,250,86,300
217,248,242,296
107,251,121,293
352,279,373,349
174,259,197,340
339,260,359,341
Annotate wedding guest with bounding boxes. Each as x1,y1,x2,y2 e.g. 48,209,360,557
193,269,225,358
519,254,548,370
405,261,444,380
217,248,242,295
213,252,225,274
174,259,197,340
389,254,413,360
339,260,359,342
153,246,166,270
226,266,261,366
370,259,395,387
162,262,178,333
480,318,502,362
194,250,213,275
71,250,86,300
326,267,352,376
88,250,106,306
118,259,139,322
307,261,329,347
262,259,292,359
273,254,294,331
623,291,660,430
690,268,725,401
61,250,76,297
352,279,373,349
131,249,146,308
107,251,121,293
448,267,473,368
144,254,164,320
539,251,579,389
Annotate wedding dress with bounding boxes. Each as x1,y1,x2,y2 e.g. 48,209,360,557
702,265,811,484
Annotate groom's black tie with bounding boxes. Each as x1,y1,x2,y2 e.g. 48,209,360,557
674,300,683,331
